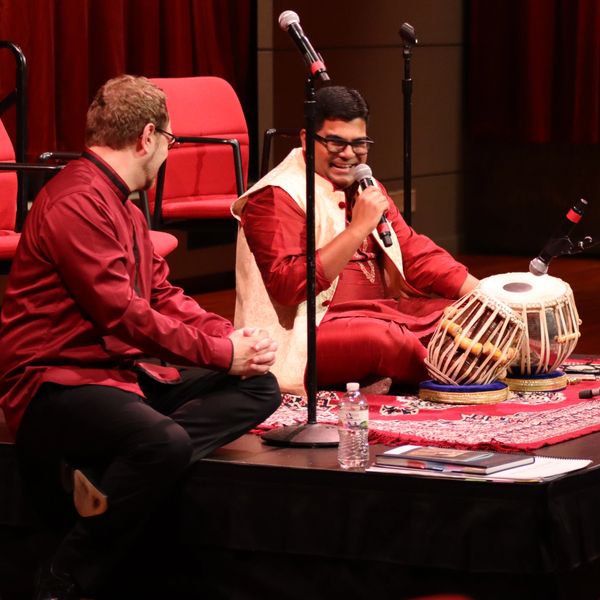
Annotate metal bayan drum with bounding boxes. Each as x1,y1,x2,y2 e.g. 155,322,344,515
479,272,581,390
425,287,525,388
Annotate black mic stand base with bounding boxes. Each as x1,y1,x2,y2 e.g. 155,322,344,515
262,423,339,447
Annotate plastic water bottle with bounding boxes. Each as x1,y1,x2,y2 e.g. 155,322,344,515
337,382,369,470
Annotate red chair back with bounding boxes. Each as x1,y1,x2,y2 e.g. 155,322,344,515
0,119,17,231
148,77,249,221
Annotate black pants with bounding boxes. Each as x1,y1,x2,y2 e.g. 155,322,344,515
16,367,280,596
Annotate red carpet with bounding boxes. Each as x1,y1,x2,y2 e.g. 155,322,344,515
255,370,600,452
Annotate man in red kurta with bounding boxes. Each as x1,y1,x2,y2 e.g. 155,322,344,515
233,86,478,394
0,75,280,600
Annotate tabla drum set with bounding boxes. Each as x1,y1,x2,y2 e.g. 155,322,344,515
420,272,581,403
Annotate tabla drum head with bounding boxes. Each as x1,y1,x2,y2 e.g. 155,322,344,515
479,272,568,306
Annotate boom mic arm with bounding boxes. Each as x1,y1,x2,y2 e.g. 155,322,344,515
529,198,592,275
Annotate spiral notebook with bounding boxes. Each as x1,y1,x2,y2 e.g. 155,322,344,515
369,445,591,482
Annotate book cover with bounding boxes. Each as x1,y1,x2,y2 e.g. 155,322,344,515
375,445,535,474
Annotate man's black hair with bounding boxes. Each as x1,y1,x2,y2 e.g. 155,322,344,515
314,85,369,130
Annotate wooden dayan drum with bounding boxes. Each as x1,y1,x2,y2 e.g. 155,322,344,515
425,287,525,387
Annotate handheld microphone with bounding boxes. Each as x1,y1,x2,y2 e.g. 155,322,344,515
353,163,393,247
529,198,588,276
579,387,600,399
278,11,330,82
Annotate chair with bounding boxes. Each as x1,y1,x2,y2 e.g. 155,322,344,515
146,76,249,228
0,117,22,263
259,127,299,177
0,41,66,271
38,151,178,259
0,143,178,268
0,39,176,263
0,121,64,270
0,40,27,227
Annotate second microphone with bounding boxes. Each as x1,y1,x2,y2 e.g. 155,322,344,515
353,163,393,247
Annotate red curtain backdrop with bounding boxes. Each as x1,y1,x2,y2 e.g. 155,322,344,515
468,0,600,143
0,0,252,158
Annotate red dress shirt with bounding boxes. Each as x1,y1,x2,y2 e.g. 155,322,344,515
0,150,234,434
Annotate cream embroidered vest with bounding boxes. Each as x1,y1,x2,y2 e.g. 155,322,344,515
231,147,407,394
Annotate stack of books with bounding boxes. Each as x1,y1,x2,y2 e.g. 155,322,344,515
372,445,591,481
375,446,534,474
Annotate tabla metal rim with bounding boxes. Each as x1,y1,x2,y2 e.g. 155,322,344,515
501,372,568,392
418,385,509,405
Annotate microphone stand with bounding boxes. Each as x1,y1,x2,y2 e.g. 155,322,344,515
548,236,596,259
262,76,338,447
534,233,600,272
399,23,417,226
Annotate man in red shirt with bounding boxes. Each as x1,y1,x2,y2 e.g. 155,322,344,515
0,75,280,600
233,86,478,395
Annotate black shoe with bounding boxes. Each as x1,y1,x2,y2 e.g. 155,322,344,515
33,563,81,600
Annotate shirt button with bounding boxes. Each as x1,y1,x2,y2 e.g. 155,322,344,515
322,300,331,307
338,201,346,209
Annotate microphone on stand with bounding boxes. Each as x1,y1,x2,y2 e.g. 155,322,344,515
529,198,588,276
399,22,418,46
353,163,393,247
398,22,418,225
278,11,330,82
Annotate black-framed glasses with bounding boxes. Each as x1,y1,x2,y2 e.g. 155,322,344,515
155,127,178,150
314,133,374,155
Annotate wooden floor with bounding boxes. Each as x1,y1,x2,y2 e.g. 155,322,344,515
194,254,600,356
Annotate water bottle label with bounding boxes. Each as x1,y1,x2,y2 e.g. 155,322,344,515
341,408,368,429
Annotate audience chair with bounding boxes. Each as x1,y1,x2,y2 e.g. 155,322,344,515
0,117,22,265
259,127,300,178
0,120,63,272
38,152,178,258
0,39,38,271
0,40,176,267
0,40,28,228
146,76,249,228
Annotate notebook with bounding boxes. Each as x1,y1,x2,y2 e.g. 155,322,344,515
375,445,535,474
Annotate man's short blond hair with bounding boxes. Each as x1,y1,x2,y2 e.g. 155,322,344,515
85,75,168,149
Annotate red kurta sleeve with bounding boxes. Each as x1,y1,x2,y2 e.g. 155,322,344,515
381,186,469,298
241,186,332,305
38,192,233,371
242,183,469,304
149,251,234,339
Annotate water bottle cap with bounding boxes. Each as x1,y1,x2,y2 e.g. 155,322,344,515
346,382,360,392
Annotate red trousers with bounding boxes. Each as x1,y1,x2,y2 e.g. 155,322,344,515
316,316,429,389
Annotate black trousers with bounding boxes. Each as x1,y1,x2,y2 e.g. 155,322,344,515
16,367,281,596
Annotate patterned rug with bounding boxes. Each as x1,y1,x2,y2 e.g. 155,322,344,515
254,364,600,452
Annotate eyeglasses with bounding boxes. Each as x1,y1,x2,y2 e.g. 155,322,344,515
314,133,374,155
155,127,178,150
